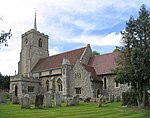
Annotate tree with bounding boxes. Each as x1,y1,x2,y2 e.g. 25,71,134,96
113,46,121,52
92,51,100,56
0,17,12,47
114,4,150,108
0,73,10,90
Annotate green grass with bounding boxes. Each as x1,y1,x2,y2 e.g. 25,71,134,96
0,100,149,118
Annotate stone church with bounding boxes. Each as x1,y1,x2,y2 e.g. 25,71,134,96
10,15,130,103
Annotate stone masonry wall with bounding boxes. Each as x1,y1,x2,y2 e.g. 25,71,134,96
100,75,131,100
69,61,93,99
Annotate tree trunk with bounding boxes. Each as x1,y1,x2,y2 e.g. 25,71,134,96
141,90,146,108
137,88,148,109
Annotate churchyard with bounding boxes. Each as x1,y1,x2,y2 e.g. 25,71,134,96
0,99,149,118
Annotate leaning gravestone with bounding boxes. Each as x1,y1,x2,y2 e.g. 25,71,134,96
72,95,79,106
66,97,72,106
0,91,6,103
45,92,52,108
12,91,19,104
21,94,30,109
54,93,61,106
35,94,44,109
98,94,103,107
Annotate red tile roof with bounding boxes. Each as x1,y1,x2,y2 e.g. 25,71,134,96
32,47,86,72
88,52,119,75
82,63,97,78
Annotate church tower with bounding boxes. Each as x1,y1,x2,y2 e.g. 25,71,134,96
18,11,49,76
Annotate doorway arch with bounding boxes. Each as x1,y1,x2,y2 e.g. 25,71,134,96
96,89,100,98
15,85,18,96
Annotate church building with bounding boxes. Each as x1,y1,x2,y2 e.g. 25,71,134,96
10,14,130,103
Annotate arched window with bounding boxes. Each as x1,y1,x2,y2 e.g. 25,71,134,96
25,38,28,44
46,80,49,91
104,77,107,89
57,78,62,91
38,38,42,47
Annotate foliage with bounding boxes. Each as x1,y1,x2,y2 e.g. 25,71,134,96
92,51,100,56
113,46,121,52
0,101,149,118
114,4,150,108
122,92,138,106
0,73,10,90
0,17,12,47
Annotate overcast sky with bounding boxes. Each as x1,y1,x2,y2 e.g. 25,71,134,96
0,0,149,75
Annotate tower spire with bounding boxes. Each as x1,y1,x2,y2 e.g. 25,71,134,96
34,8,37,31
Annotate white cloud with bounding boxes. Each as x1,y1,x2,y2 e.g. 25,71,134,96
66,32,122,46
49,47,61,56
0,0,149,75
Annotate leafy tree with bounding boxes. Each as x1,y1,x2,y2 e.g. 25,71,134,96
113,46,121,52
92,51,100,56
0,17,12,47
114,4,150,108
0,73,10,90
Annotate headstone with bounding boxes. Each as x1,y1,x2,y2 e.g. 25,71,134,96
102,96,106,103
114,96,120,102
0,91,6,103
12,91,19,104
72,95,79,106
45,92,52,108
21,94,30,109
54,93,61,106
35,94,44,109
76,95,79,105
84,97,91,102
61,94,65,103
30,95,35,104
66,95,79,106
98,94,103,107
109,94,114,103
66,97,72,106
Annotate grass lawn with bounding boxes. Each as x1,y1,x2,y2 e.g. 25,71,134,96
0,100,149,118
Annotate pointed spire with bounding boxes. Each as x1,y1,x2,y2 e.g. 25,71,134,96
34,8,37,31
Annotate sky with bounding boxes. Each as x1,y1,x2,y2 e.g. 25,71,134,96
0,0,149,75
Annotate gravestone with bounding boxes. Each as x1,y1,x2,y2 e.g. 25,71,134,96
45,92,52,108
102,96,106,103
54,93,61,106
114,96,120,102
66,97,72,106
0,91,6,103
98,94,103,107
109,94,114,103
21,94,30,109
12,91,19,104
66,95,79,106
84,97,91,102
35,94,44,109
72,95,79,106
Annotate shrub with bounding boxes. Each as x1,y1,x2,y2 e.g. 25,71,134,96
122,92,137,106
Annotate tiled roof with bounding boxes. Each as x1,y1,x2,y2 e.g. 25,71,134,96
32,47,86,72
82,63,97,78
88,52,119,75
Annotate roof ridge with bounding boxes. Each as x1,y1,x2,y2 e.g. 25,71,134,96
82,63,94,68
40,46,86,60
32,46,86,72
93,51,119,58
